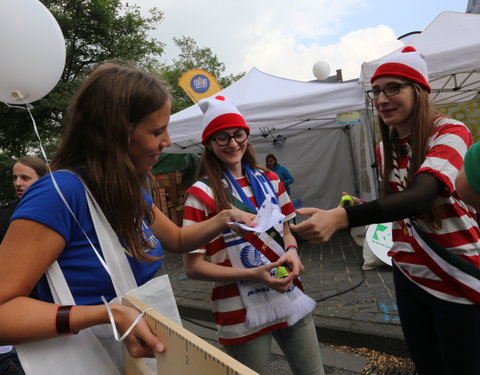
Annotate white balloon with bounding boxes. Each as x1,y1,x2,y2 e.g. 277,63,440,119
312,60,331,80
0,0,66,104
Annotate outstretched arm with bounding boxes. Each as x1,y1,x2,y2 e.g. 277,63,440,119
150,205,256,254
290,206,349,244
291,172,443,243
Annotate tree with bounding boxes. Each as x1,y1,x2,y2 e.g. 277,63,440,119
160,36,244,113
0,1,244,202
0,0,165,155
0,0,165,201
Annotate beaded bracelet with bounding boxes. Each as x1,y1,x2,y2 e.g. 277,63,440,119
286,245,298,251
56,305,77,335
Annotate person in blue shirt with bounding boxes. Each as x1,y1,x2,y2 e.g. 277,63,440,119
266,154,294,195
0,63,255,370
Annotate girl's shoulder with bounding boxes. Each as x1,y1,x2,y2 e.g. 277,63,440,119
433,114,468,129
189,175,210,188
263,169,279,181
431,114,471,141
23,170,85,200
186,176,215,198
12,170,89,240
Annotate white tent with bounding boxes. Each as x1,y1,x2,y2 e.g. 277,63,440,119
166,68,372,210
166,11,480,212
361,11,480,106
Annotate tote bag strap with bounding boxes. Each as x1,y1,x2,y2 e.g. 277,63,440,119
45,261,75,305
84,187,138,296
58,169,138,297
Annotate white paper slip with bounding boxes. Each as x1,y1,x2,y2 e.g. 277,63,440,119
229,197,285,233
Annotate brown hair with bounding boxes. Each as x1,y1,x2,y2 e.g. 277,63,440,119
197,142,266,212
265,153,277,167
51,63,170,261
15,156,48,178
379,82,442,229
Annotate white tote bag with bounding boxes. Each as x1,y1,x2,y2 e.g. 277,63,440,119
17,180,181,374
17,259,122,374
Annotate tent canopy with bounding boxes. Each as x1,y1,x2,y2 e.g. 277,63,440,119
167,67,365,152
361,11,480,106
165,68,369,210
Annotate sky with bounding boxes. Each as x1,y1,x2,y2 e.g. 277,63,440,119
131,0,468,82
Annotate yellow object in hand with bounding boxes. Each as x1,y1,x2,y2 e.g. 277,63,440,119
276,266,289,278
340,194,354,207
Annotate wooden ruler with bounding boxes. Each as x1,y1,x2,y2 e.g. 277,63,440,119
123,296,259,375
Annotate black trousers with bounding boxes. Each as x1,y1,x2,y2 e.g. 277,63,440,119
393,264,480,375
0,348,25,375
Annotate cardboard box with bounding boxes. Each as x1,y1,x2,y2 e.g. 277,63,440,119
154,172,185,225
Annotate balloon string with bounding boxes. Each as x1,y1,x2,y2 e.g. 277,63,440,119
24,104,51,168
1,101,49,165
2,102,34,111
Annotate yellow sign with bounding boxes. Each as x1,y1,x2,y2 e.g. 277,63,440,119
178,69,222,103
437,99,480,143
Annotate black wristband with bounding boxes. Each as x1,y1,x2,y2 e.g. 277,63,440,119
344,200,382,228
56,305,75,335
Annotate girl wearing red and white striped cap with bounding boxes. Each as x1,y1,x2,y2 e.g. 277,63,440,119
293,46,480,375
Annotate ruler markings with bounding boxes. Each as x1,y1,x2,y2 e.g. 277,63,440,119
123,296,259,375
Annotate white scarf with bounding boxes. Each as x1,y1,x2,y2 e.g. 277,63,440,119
224,170,316,328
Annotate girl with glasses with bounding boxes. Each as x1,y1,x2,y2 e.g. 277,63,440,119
292,47,480,375
182,96,324,375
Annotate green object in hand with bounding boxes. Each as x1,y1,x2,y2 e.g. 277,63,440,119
276,266,289,278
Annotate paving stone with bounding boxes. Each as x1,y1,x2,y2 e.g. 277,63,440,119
162,230,407,356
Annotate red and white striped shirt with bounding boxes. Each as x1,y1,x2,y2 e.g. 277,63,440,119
183,170,295,345
377,115,480,304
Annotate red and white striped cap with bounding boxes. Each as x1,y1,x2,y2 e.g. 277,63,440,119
370,46,431,93
199,95,250,144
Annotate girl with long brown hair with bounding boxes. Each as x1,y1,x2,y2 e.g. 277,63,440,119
182,96,324,375
292,47,480,375
0,63,254,373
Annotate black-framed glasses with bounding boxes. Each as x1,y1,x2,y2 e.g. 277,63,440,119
366,82,413,100
212,129,249,146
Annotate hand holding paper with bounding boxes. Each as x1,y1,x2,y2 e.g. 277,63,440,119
229,198,285,233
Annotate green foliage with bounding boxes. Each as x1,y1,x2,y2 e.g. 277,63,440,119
0,1,244,199
159,36,245,113
47,0,165,81
0,154,15,204
0,0,165,160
